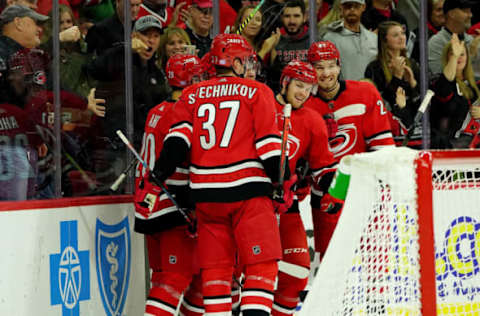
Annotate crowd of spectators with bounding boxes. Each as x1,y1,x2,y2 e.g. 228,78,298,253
0,0,479,200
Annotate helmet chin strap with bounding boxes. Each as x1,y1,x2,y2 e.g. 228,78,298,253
231,57,246,77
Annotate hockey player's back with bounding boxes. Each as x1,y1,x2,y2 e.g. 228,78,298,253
168,75,282,203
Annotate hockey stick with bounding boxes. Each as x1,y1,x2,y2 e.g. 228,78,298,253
110,158,137,191
236,0,266,35
272,103,292,200
401,89,435,147
116,130,195,229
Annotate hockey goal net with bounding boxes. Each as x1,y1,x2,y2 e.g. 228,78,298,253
300,147,480,316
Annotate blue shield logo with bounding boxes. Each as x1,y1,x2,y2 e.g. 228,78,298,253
95,216,131,316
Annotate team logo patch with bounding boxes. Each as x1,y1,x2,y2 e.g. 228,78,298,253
252,245,261,255
169,255,177,264
95,216,131,316
33,70,47,85
329,123,358,158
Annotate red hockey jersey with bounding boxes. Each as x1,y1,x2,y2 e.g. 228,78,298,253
306,80,395,161
135,100,190,234
0,103,43,200
164,76,283,202
274,101,336,184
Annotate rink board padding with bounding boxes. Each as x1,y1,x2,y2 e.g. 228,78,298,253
0,195,146,316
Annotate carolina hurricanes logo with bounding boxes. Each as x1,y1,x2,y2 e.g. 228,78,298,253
329,123,357,158
33,71,46,85
286,134,300,160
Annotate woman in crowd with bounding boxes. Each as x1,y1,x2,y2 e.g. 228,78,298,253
234,4,275,82
365,21,421,147
430,34,480,149
156,26,192,70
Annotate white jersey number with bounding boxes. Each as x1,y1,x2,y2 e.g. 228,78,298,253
198,101,240,150
136,132,156,177
377,100,387,115
0,134,33,181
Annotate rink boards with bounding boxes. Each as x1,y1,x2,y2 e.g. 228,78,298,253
0,196,145,316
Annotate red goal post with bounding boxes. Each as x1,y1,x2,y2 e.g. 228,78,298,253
300,147,480,316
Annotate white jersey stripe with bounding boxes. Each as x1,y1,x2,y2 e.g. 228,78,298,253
333,104,366,120
135,206,178,219
366,132,394,143
259,149,282,160
170,122,193,133
165,179,189,186
256,137,282,149
190,161,263,175
190,176,271,189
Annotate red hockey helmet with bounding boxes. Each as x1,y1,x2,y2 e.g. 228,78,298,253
201,52,216,79
166,54,203,88
308,41,340,65
209,33,255,68
280,60,318,85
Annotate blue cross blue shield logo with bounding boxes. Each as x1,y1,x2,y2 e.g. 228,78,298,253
50,220,90,316
95,216,131,316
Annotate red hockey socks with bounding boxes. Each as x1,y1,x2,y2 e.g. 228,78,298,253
241,260,278,316
311,207,341,258
145,271,191,315
202,267,234,315
272,271,308,316
180,274,204,316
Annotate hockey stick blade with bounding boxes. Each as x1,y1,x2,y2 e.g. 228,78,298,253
402,89,434,147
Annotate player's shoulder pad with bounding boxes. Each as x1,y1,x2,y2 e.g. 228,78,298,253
345,79,378,92
302,106,328,129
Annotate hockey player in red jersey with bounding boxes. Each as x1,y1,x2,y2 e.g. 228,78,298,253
152,33,288,316
306,41,395,261
0,103,46,200
134,54,205,316
271,61,336,316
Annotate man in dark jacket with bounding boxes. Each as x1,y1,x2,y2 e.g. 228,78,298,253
85,0,142,56
0,5,48,106
85,15,170,187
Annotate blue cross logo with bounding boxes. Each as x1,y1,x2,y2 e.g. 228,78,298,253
50,221,90,316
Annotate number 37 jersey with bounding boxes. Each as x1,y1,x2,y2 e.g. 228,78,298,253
165,77,283,203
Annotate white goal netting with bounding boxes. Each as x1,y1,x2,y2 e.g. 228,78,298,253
300,147,480,316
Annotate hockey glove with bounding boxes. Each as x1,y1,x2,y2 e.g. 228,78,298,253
320,192,344,214
134,176,162,217
294,184,311,202
272,175,297,213
323,113,338,139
